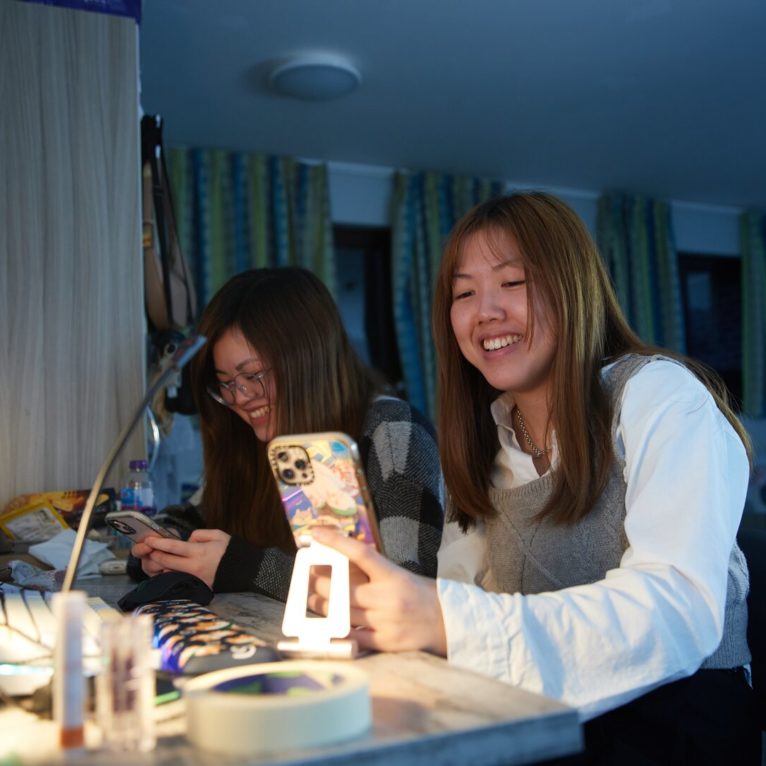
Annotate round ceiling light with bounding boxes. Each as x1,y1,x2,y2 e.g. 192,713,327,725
268,54,361,101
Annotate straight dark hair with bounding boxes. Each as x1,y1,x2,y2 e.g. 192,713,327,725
432,192,752,529
190,267,380,549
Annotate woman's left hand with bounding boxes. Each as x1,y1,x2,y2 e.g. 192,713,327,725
306,528,447,655
139,528,231,590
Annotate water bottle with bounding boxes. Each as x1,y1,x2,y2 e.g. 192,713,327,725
119,459,156,517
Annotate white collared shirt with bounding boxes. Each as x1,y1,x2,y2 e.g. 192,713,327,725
436,359,749,720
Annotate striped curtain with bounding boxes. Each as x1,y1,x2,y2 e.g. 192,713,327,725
596,193,686,352
740,211,766,417
166,149,335,309
391,171,505,420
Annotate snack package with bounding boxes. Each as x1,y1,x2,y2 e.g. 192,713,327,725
0,488,116,541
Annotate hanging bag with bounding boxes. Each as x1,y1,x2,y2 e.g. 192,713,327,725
141,114,198,416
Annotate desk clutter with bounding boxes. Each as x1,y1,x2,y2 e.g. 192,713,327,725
0,584,373,760
0,485,121,590
0,542,375,761
0,488,116,542
0,476,373,761
0,577,584,764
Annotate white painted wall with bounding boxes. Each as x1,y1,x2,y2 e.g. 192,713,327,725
328,162,741,256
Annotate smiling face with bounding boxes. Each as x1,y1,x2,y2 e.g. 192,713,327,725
212,327,277,443
449,228,557,400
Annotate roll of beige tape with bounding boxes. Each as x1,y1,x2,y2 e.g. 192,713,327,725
183,660,371,756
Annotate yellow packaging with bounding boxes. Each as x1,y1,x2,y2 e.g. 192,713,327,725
0,489,116,541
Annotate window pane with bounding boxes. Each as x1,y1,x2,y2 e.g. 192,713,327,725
679,253,742,409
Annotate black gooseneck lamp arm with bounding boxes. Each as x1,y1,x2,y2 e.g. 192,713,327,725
61,335,206,593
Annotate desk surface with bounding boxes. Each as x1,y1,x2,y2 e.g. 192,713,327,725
6,574,582,766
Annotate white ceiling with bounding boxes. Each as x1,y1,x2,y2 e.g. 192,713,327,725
139,0,766,210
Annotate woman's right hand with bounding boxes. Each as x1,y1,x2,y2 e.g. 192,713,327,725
131,539,169,577
306,528,448,656
130,529,231,589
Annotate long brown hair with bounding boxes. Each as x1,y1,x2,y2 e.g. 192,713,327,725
190,267,380,550
432,192,751,529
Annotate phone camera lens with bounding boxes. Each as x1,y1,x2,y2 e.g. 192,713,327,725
113,520,135,534
294,459,307,470
283,469,295,480
277,451,289,462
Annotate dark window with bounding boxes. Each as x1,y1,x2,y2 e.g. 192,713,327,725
678,253,742,409
334,226,403,393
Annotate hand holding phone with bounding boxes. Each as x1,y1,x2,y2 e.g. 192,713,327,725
267,431,381,550
105,510,175,544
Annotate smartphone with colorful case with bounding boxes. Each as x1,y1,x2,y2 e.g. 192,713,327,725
266,431,382,551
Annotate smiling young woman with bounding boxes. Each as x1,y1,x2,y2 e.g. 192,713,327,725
310,192,760,764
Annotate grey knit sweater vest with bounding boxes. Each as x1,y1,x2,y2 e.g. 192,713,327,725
483,353,750,670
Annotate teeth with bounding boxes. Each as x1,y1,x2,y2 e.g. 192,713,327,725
483,334,522,351
250,405,270,419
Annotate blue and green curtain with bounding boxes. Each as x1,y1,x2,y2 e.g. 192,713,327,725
391,171,505,420
596,193,686,352
166,149,335,309
740,211,766,417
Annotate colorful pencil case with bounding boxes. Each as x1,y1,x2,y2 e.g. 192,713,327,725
134,598,281,674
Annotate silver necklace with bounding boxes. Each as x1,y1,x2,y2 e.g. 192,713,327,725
514,407,549,459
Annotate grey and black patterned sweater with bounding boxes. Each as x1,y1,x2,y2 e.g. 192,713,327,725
132,397,445,601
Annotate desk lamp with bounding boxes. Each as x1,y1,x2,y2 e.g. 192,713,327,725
61,334,205,592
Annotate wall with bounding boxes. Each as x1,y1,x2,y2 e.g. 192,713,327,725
0,1,145,509
327,162,741,256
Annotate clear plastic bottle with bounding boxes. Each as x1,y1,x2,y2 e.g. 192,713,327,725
119,459,156,517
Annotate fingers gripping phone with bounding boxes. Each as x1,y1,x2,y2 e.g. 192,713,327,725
267,432,382,551
105,510,175,544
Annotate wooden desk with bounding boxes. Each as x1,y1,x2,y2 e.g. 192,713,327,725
5,575,583,765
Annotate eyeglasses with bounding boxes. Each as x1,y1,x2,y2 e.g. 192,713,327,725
207,369,271,407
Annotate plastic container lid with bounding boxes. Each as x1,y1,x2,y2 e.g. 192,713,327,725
128,459,149,471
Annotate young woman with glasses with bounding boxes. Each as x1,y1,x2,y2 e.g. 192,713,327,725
307,193,760,763
129,267,444,599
